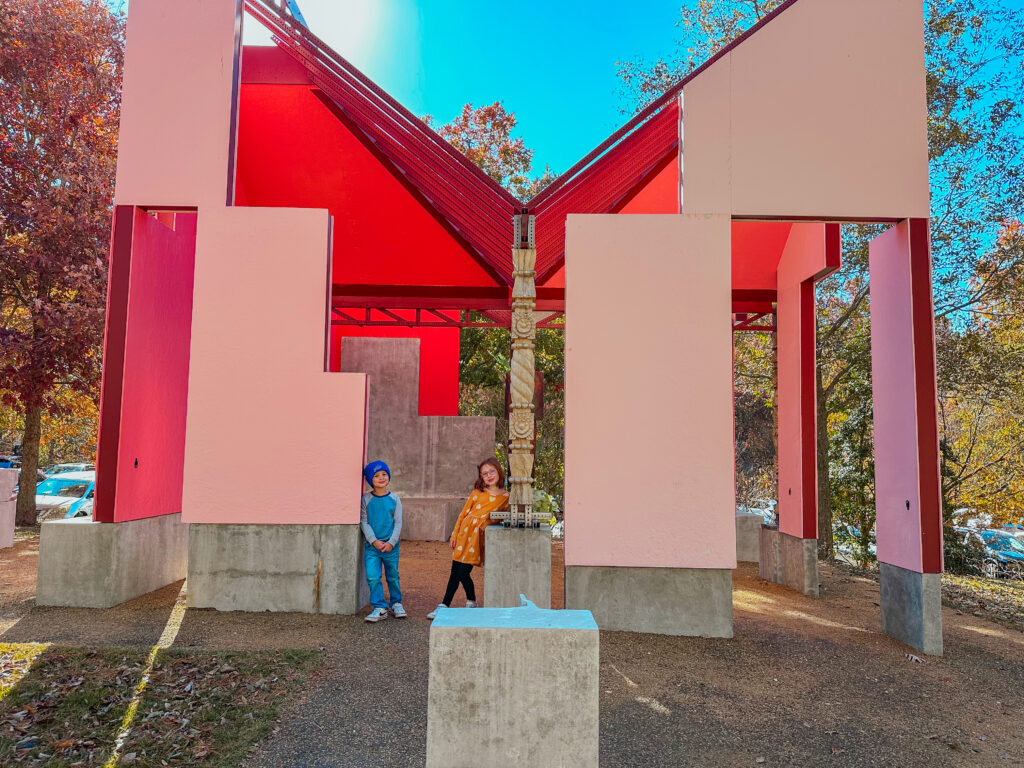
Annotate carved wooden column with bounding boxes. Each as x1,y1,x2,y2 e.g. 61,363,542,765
505,214,538,526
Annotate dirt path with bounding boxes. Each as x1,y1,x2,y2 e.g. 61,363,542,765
2,537,1022,766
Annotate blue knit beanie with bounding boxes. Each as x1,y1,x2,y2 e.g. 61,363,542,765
363,460,391,487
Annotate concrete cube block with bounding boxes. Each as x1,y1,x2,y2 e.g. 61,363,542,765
736,512,763,562
427,604,599,768
37,513,188,607
187,523,368,613
483,526,552,608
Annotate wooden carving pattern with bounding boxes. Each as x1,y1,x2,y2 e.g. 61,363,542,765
505,243,539,526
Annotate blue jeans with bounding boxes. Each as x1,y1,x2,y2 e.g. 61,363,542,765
364,543,402,609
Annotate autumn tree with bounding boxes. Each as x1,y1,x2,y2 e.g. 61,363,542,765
0,0,123,524
427,101,555,200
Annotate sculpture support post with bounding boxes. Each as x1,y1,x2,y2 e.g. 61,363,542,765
502,214,541,527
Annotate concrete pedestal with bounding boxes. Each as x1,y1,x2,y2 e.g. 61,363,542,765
880,561,943,656
0,468,15,549
427,602,599,768
736,512,763,562
759,527,819,596
37,513,188,607
565,565,733,637
187,523,368,614
483,526,551,608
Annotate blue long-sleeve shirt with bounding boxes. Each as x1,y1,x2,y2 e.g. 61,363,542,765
360,491,403,547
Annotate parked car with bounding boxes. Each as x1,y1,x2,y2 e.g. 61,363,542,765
43,462,95,475
977,529,1024,580
33,471,95,521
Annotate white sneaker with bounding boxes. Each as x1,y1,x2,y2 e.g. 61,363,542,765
391,602,407,618
426,603,445,620
365,607,388,623
465,600,478,608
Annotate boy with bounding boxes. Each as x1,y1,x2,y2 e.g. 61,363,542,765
360,460,405,622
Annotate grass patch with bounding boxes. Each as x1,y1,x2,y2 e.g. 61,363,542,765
0,644,148,766
120,648,320,767
941,573,1024,632
0,645,321,767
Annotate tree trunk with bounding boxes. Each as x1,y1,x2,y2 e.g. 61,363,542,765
816,366,833,560
15,402,43,527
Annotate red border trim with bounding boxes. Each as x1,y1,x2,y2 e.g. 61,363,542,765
800,279,818,537
93,206,136,522
909,218,943,573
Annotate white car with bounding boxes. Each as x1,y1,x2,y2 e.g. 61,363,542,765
33,471,95,520
44,462,95,475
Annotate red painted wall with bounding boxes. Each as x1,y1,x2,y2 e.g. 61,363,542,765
95,208,196,522
235,83,498,288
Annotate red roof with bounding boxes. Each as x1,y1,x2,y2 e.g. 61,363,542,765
243,0,802,284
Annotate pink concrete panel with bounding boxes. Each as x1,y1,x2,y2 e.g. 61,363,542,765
774,224,827,539
683,0,929,219
870,220,943,573
564,214,736,569
114,0,241,207
681,57,731,215
104,211,198,522
182,207,367,524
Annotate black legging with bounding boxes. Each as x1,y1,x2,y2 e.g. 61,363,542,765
442,561,475,606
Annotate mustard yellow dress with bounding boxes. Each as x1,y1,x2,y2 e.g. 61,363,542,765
450,488,509,566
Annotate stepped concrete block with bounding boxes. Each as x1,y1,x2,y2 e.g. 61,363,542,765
187,523,368,613
736,512,763,562
37,513,188,607
565,565,733,637
399,497,464,542
427,603,599,768
483,527,552,608
759,527,819,596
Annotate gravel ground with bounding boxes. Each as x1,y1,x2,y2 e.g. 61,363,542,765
3,535,1022,767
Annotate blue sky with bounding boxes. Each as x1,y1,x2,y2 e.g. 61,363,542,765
240,0,683,176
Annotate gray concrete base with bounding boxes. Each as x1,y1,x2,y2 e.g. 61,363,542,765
37,513,188,607
736,512,763,562
483,527,552,608
880,561,943,656
399,497,464,541
565,565,733,637
759,527,819,596
427,607,599,767
187,523,369,614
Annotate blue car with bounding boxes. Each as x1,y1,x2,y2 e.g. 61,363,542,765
977,530,1024,580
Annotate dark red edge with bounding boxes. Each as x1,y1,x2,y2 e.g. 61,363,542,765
909,218,943,574
608,148,679,214
94,206,136,522
800,279,818,538
309,89,511,288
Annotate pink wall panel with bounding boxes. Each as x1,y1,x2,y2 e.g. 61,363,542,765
114,0,241,207
774,224,827,538
870,220,943,573
682,0,929,219
564,214,736,569
182,207,367,524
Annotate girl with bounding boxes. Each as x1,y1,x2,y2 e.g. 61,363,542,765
427,457,509,619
